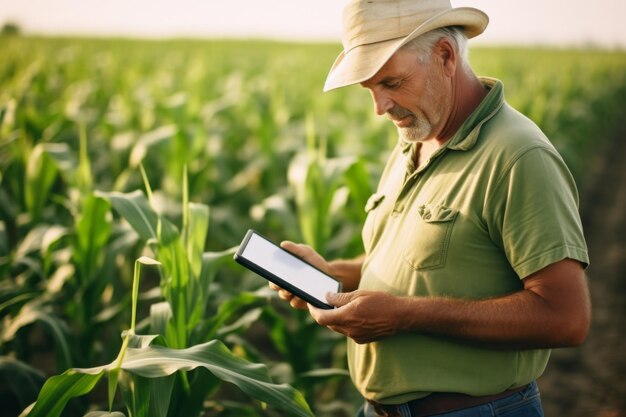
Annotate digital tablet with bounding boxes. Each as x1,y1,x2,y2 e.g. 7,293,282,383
234,230,341,309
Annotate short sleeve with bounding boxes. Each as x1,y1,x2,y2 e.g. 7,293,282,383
486,146,589,278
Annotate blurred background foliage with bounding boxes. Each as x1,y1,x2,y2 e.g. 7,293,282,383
1,34,626,416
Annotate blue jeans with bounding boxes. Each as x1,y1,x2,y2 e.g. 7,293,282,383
357,381,544,417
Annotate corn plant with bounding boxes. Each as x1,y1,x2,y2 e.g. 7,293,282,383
1,120,136,337
1,122,139,414
89,167,311,416
20,256,313,417
255,114,373,258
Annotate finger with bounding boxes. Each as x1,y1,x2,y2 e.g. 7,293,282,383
290,297,308,310
325,291,356,307
307,303,323,322
307,303,342,326
277,289,294,301
279,240,308,256
268,282,282,291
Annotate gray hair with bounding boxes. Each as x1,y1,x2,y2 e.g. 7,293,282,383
401,26,470,70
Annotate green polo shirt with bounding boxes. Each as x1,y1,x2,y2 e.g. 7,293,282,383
351,78,589,404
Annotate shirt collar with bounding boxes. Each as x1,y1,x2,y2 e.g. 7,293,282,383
399,77,505,154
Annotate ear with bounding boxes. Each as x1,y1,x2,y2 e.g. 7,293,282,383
434,38,457,77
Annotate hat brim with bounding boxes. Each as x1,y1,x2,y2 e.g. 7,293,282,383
323,7,488,92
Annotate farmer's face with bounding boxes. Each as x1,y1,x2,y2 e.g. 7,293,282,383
360,46,452,143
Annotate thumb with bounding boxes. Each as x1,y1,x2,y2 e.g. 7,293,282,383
326,291,355,307
280,240,306,256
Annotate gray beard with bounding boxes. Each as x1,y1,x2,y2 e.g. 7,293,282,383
397,118,432,143
387,108,432,143
390,77,440,143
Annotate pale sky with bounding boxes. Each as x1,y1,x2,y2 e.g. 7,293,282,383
1,0,626,48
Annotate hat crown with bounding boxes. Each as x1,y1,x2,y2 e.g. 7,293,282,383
342,0,453,51
325,0,487,91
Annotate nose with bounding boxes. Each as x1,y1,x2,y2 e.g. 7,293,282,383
369,89,393,116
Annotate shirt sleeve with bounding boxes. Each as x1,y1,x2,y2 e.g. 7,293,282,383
486,146,589,279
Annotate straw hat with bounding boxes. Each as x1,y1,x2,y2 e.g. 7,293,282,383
323,0,488,91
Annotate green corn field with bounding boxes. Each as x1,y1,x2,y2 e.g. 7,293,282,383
1,34,626,416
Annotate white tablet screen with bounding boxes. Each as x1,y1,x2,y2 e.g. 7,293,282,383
240,233,340,305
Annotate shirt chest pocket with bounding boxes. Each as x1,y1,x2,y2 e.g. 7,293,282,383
403,204,459,271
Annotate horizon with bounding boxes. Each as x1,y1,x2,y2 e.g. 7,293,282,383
1,0,626,49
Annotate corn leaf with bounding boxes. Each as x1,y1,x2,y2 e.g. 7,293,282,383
21,369,104,417
73,194,112,285
298,368,350,379
119,371,174,417
129,125,177,168
155,233,189,349
185,202,209,279
194,292,263,342
96,190,165,243
149,301,172,336
41,142,76,179
288,149,358,251
24,338,312,417
187,246,237,334
2,304,73,370
121,340,313,417
24,144,58,222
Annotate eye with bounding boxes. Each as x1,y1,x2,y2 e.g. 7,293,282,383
381,79,402,89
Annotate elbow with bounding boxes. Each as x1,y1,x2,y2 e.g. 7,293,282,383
571,310,591,347
566,293,592,347
562,322,589,347
554,307,591,347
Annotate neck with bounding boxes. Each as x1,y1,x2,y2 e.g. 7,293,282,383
437,70,487,144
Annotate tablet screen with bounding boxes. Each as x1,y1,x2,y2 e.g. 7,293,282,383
237,231,340,307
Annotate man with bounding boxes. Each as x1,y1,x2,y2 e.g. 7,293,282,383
271,1,591,416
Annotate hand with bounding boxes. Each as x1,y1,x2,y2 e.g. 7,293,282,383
268,241,332,310
308,290,403,344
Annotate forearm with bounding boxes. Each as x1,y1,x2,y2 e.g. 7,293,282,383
311,259,590,347
395,287,589,349
328,255,364,292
